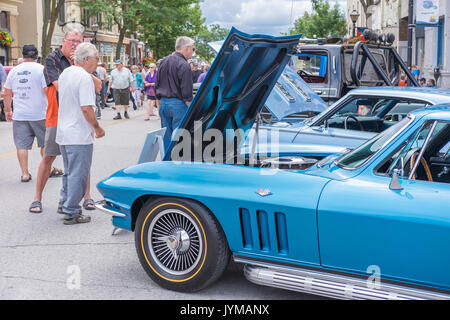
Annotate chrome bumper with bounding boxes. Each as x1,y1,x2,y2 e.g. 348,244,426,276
95,200,127,217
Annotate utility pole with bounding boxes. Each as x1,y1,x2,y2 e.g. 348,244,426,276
407,0,414,70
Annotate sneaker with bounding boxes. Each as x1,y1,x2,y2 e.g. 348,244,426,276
63,214,91,225
124,112,130,119
113,113,122,120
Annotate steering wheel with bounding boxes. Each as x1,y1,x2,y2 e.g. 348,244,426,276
344,115,364,131
297,70,310,77
410,151,433,182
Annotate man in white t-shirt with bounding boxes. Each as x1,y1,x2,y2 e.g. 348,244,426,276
3,44,48,183
56,42,105,225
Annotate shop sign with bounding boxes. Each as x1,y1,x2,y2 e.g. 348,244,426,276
100,42,113,54
416,0,439,25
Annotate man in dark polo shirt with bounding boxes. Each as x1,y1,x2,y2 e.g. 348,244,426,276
29,28,100,214
156,36,195,150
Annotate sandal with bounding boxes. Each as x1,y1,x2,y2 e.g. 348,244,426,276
21,174,32,182
144,118,150,121
50,167,64,177
29,201,42,213
82,199,96,211
63,214,91,225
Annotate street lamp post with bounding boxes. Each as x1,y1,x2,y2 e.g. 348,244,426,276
350,9,360,38
91,22,99,47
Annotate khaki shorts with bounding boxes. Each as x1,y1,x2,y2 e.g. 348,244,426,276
113,88,130,106
44,126,61,156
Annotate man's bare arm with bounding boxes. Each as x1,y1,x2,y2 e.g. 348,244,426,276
3,88,13,122
91,75,102,93
81,106,105,138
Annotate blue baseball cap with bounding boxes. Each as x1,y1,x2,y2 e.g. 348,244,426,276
114,59,122,64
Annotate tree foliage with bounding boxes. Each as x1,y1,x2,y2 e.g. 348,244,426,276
81,0,142,60
80,0,227,61
137,0,204,60
289,0,346,38
194,24,230,62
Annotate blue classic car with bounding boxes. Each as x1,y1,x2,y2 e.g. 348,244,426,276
96,29,450,299
243,87,450,161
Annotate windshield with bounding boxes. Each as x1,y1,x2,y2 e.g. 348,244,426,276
335,115,413,169
289,53,328,84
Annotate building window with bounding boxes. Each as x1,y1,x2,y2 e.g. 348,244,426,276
416,37,424,69
58,2,65,24
82,8,90,27
0,11,8,29
438,17,445,68
107,16,112,32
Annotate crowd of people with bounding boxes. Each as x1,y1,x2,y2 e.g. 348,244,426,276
91,54,210,122
3,29,103,224
397,65,437,88
1,29,210,226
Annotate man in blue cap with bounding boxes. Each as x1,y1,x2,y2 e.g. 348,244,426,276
107,59,134,120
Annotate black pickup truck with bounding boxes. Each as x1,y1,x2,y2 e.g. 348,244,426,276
290,31,419,104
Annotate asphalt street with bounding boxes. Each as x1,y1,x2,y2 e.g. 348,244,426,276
0,104,324,300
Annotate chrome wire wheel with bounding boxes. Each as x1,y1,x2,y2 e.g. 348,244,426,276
148,208,203,276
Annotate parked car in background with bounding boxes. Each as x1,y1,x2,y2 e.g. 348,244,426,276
242,87,450,162
96,28,450,299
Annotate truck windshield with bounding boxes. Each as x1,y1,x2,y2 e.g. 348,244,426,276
335,115,413,169
289,53,328,83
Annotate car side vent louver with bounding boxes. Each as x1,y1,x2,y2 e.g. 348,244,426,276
275,212,289,254
239,208,253,249
257,211,270,251
239,208,289,254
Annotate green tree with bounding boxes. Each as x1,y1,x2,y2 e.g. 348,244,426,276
194,24,230,62
289,0,346,38
137,0,204,60
81,0,141,60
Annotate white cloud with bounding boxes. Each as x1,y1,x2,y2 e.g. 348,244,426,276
200,0,347,36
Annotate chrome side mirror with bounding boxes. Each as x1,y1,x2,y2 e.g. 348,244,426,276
389,157,405,190
389,168,403,190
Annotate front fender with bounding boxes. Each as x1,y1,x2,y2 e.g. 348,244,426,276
97,161,330,260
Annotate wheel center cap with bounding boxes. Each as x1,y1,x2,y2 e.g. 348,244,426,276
167,236,178,250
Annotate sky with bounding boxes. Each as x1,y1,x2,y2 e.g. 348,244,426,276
199,0,347,36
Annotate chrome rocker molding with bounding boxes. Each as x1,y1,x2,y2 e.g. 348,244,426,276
236,259,450,300
95,200,127,217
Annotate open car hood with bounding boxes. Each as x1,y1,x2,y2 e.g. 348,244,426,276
165,28,301,162
207,40,327,121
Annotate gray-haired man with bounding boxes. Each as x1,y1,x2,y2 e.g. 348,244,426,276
156,36,195,149
57,43,105,225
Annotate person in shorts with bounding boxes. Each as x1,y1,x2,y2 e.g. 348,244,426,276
107,60,134,120
3,44,47,183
